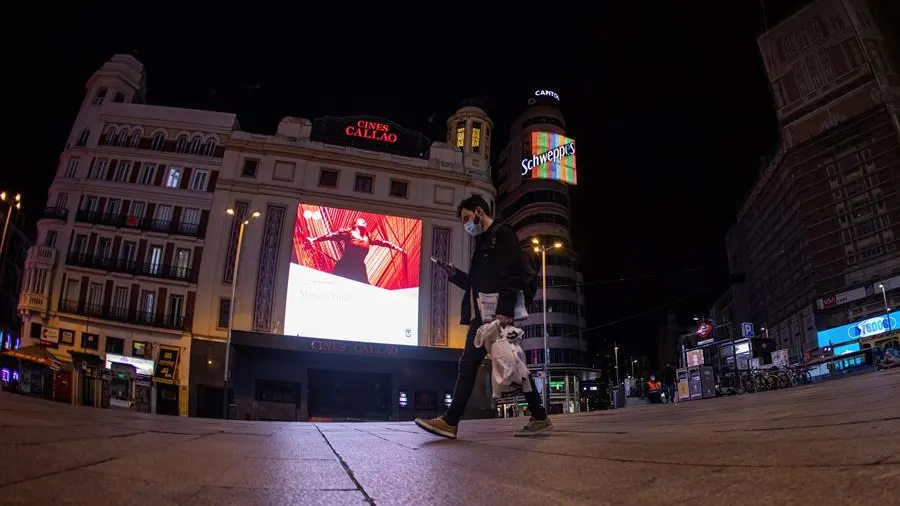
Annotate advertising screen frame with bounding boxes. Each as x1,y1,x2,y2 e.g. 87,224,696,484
284,202,423,346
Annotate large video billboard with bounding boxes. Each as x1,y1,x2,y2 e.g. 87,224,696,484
816,309,898,355
520,131,577,184
285,203,422,346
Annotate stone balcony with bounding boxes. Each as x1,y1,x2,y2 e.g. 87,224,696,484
17,292,47,314
25,246,57,267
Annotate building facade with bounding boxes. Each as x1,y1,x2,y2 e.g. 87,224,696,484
491,91,592,414
0,196,30,355
17,55,235,414
188,109,497,421
728,0,900,361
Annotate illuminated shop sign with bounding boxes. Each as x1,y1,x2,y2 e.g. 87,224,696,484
311,115,431,159
520,131,577,184
817,309,899,351
534,90,560,101
344,120,398,144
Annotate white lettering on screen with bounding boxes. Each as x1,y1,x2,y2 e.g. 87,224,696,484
534,90,560,101
521,142,576,175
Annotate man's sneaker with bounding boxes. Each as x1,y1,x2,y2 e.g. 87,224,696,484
414,416,458,439
514,417,553,437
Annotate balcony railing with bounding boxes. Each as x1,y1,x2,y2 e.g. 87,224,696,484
26,246,57,266
65,253,196,283
42,207,69,221
73,210,201,238
58,299,188,331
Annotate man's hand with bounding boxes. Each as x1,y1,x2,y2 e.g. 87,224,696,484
496,314,513,326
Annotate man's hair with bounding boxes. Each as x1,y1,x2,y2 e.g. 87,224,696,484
457,195,492,218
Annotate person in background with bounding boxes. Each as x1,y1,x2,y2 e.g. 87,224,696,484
646,375,663,403
663,362,677,403
414,195,551,439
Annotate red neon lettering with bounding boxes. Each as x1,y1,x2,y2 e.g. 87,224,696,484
345,120,398,143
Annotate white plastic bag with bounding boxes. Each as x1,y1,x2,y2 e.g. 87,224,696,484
474,320,533,399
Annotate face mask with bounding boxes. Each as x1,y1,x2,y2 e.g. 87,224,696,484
464,213,483,236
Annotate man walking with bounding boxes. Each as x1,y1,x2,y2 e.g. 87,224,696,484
415,196,551,439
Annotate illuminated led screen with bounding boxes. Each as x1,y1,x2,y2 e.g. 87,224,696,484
520,131,577,184
284,203,422,346
816,310,898,355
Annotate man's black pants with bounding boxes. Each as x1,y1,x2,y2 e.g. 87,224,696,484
443,319,547,426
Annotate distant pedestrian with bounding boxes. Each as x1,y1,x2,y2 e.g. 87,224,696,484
663,363,677,403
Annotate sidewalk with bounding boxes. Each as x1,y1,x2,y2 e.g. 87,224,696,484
1,368,898,506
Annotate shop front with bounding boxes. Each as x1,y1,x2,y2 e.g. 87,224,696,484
68,351,105,408
194,331,485,422
1,345,72,400
105,354,154,413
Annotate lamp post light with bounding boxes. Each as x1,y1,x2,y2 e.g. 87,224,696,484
879,283,893,336
222,207,261,419
631,357,636,379
0,192,22,257
531,237,562,410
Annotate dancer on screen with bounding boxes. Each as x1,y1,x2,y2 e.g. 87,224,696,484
306,218,405,285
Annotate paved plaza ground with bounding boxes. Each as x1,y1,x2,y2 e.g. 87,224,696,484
0,368,898,505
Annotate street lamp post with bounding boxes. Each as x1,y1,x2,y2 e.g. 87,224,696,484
222,207,260,419
879,283,893,336
631,357,636,379
0,192,22,257
613,343,619,385
531,237,562,410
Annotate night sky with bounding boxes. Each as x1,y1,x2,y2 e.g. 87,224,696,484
4,1,810,363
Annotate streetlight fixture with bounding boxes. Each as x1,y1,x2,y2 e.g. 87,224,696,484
0,192,22,256
631,358,637,379
531,237,563,409
222,206,261,419
879,283,893,337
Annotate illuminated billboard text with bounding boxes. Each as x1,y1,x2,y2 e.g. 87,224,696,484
344,120,398,143
534,90,560,101
284,203,422,346
520,132,577,184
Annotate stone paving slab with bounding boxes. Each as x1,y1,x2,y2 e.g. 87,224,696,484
1,368,898,505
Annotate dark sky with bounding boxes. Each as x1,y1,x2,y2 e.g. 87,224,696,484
3,1,810,361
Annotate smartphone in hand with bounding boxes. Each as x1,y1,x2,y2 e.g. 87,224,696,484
430,256,450,270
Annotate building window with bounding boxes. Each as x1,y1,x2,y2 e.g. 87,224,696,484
189,169,209,191
132,341,148,358
113,161,132,182
319,169,339,188
65,157,80,178
389,179,409,198
137,163,155,185
113,92,125,103
105,336,125,354
76,129,90,147
88,158,108,179
471,121,482,153
456,120,465,148
151,133,165,150
44,230,57,248
202,138,217,156
129,129,141,147
188,137,202,155
81,333,99,350
218,298,231,328
165,166,182,188
241,159,259,177
92,88,107,105
175,135,189,153
354,174,374,193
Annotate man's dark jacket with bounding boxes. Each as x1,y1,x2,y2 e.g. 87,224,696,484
448,222,522,324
